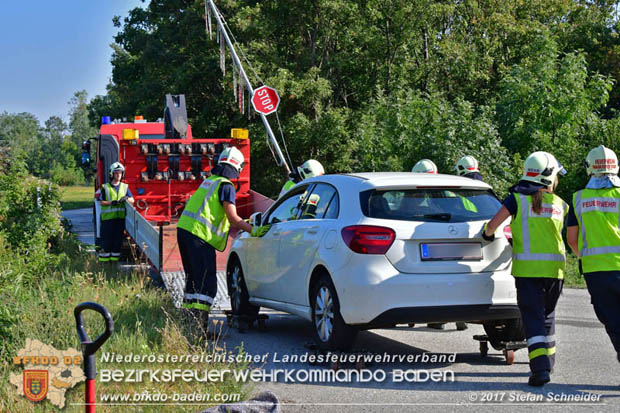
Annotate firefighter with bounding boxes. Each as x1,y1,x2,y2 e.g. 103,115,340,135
411,159,438,174
567,145,620,363
96,162,134,262
280,159,325,197
177,147,269,328
454,155,484,181
483,151,568,386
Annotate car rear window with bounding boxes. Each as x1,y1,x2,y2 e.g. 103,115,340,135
361,188,501,222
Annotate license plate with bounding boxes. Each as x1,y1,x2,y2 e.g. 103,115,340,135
420,243,483,261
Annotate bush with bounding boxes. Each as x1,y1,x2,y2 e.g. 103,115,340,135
50,161,85,186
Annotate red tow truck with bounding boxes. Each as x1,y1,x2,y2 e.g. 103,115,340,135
89,95,273,288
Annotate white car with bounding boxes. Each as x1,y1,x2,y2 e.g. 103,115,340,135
226,172,523,350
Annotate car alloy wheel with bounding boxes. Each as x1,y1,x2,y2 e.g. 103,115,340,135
311,275,357,350
314,285,335,342
227,258,259,317
230,265,243,314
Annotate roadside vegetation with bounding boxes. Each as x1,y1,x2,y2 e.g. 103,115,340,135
0,165,249,412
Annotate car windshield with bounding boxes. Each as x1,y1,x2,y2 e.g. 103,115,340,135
361,188,501,223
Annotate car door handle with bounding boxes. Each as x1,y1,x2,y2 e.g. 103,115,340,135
307,227,319,234
271,228,281,236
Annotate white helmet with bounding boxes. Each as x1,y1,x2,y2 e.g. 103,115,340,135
454,155,479,176
586,145,618,176
412,159,438,174
298,159,324,180
218,146,245,173
109,162,125,179
521,151,566,187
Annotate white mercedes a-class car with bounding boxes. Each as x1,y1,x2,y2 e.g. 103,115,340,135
226,172,522,350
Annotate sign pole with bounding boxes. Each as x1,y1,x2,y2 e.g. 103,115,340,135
207,0,291,174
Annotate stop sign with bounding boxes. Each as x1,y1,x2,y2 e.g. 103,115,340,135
251,85,280,115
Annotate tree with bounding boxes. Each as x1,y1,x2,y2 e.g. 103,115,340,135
0,112,40,163
496,33,614,200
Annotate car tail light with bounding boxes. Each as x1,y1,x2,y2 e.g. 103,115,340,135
503,225,512,240
341,225,395,254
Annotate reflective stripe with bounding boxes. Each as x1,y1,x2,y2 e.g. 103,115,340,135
528,202,565,219
181,178,227,238
529,348,548,360
575,190,620,258
579,197,620,213
514,253,565,261
98,257,110,262
104,207,125,213
184,293,214,305
109,256,119,262
575,191,589,253
98,252,110,257
581,246,620,257
527,335,547,346
111,252,121,257
547,346,556,356
546,335,555,343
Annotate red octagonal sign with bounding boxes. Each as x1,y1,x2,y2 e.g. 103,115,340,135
251,85,280,116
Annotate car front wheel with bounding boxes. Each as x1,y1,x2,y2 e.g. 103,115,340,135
227,259,259,317
311,275,357,350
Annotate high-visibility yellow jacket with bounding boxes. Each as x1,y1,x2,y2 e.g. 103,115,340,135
572,187,620,273
100,182,128,221
511,192,568,278
178,176,232,251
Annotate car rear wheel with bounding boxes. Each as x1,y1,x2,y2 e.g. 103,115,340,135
311,275,357,350
227,259,259,317
483,318,525,350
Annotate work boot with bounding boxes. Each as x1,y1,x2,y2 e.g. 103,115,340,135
427,323,445,330
528,370,551,387
456,322,468,331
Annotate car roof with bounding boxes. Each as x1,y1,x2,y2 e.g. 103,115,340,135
307,172,492,190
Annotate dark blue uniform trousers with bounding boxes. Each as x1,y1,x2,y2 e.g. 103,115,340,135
584,271,620,362
177,228,217,312
515,277,563,373
101,218,125,260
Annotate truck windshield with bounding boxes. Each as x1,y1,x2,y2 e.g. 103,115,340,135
361,188,501,222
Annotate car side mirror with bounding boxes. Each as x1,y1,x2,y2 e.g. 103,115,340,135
249,212,263,226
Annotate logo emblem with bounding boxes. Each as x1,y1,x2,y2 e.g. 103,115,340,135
23,370,48,402
448,225,458,236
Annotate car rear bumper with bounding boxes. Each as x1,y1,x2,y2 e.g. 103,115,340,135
332,255,518,325
360,304,521,329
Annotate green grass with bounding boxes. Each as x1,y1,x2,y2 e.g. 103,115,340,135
60,186,94,210
0,234,250,412
564,252,586,288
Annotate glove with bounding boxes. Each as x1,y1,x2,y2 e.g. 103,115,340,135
481,222,495,242
251,224,271,237
119,196,128,203
110,200,119,206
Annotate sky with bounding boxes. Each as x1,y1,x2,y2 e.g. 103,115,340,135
0,0,144,124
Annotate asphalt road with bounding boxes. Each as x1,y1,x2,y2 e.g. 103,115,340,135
64,208,618,412
209,288,618,412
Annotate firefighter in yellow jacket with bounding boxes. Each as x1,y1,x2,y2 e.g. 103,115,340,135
279,159,325,197
483,152,568,386
97,162,134,262
567,145,620,363
177,147,269,326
